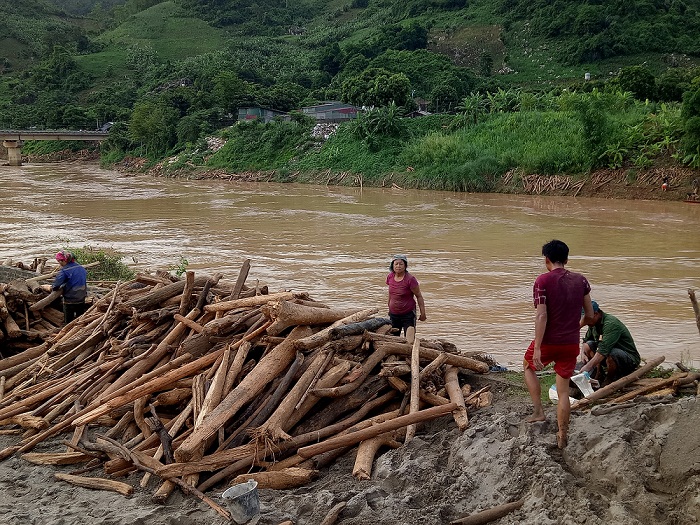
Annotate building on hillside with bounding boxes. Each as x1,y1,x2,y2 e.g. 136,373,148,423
237,106,289,123
406,109,432,118
300,101,360,122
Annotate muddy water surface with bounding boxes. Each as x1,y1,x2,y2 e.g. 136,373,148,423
1,163,699,368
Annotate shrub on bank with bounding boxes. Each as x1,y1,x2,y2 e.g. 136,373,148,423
68,246,135,282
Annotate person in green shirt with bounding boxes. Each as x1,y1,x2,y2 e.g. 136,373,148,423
579,300,640,385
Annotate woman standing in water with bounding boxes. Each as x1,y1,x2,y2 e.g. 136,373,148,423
386,254,427,344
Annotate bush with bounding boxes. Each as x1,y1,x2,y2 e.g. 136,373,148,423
67,246,135,281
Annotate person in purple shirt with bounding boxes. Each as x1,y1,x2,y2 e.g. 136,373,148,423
523,240,595,449
52,250,88,324
386,254,426,344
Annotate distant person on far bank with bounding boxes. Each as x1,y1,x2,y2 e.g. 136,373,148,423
52,250,88,324
523,240,595,449
688,178,700,201
661,175,669,191
386,254,426,344
578,300,640,386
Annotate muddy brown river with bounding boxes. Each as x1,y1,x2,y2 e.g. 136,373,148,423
1,163,699,368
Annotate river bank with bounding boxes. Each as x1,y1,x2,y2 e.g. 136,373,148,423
1,379,698,525
5,145,699,202
120,155,700,202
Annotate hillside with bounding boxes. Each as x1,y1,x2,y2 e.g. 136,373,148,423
1,0,700,192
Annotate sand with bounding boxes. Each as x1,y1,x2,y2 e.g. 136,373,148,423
1,386,698,525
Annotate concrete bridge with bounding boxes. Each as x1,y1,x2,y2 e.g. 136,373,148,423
0,130,109,166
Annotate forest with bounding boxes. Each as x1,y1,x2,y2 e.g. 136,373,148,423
1,0,700,190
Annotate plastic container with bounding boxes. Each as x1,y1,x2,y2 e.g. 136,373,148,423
571,371,595,397
222,479,260,524
548,384,577,405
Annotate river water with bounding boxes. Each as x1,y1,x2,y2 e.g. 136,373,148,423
1,163,699,368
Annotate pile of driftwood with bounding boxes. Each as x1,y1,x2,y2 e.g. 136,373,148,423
0,262,493,520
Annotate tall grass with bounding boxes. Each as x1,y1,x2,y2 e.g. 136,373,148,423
206,120,315,171
399,110,589,189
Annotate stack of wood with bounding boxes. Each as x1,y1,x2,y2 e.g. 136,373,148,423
0,260,106,357
0,268,65,355
0,263,492,520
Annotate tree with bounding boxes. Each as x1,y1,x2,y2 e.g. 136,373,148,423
213,71,250,114
129,100,179,155
617,65,656,101
341,68,412,108
429,84,459,113
319,42,343,76
680,86,700,166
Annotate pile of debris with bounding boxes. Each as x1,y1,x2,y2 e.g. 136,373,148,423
0,261,492,520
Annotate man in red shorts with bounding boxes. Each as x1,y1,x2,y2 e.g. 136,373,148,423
524,239,595,448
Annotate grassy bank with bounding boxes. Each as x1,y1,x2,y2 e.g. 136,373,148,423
124,90,697,196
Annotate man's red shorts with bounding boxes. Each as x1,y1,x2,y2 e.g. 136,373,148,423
523,340,579,379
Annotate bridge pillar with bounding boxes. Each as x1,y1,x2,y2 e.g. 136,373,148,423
2,140,23,166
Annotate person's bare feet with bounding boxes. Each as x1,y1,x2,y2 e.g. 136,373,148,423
526,413,546,423
557,431,568,449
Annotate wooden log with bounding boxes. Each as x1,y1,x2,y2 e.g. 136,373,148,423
173,313,204,333
72,351,221,427
293,308,379,351
231,467,319,489
124,275,211,310
254,350,331,442
23,451,92,465
297,403,457,459
292,375,389,436
204,291,297,313
265,301,360,336
133,396,152,439
40,307,64,328
28,289,62,312
0,368,94,421
286,360,353,430
374,341,489,374
174,324,310,463
419,353,449,381
444,366,469,431
195,345,232,427
3,313,22,338
0,293,8,320
226,259,251,300
0,342,50,377
611,374,689,403
313,347,386,398
380,361,411,377
54,473,134,496
405,335,421,442
352,431,402,480
450,498,525,525
179,271,195,316
572,356,666,410
3,280,38,302
153,388,191,407
319,502,347,525
0,414,48,430
163,404,402,480
689,289,700,336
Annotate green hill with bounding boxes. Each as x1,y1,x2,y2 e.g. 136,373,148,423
2,0,700,191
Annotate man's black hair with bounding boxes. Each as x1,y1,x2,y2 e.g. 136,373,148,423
541,239,569,264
